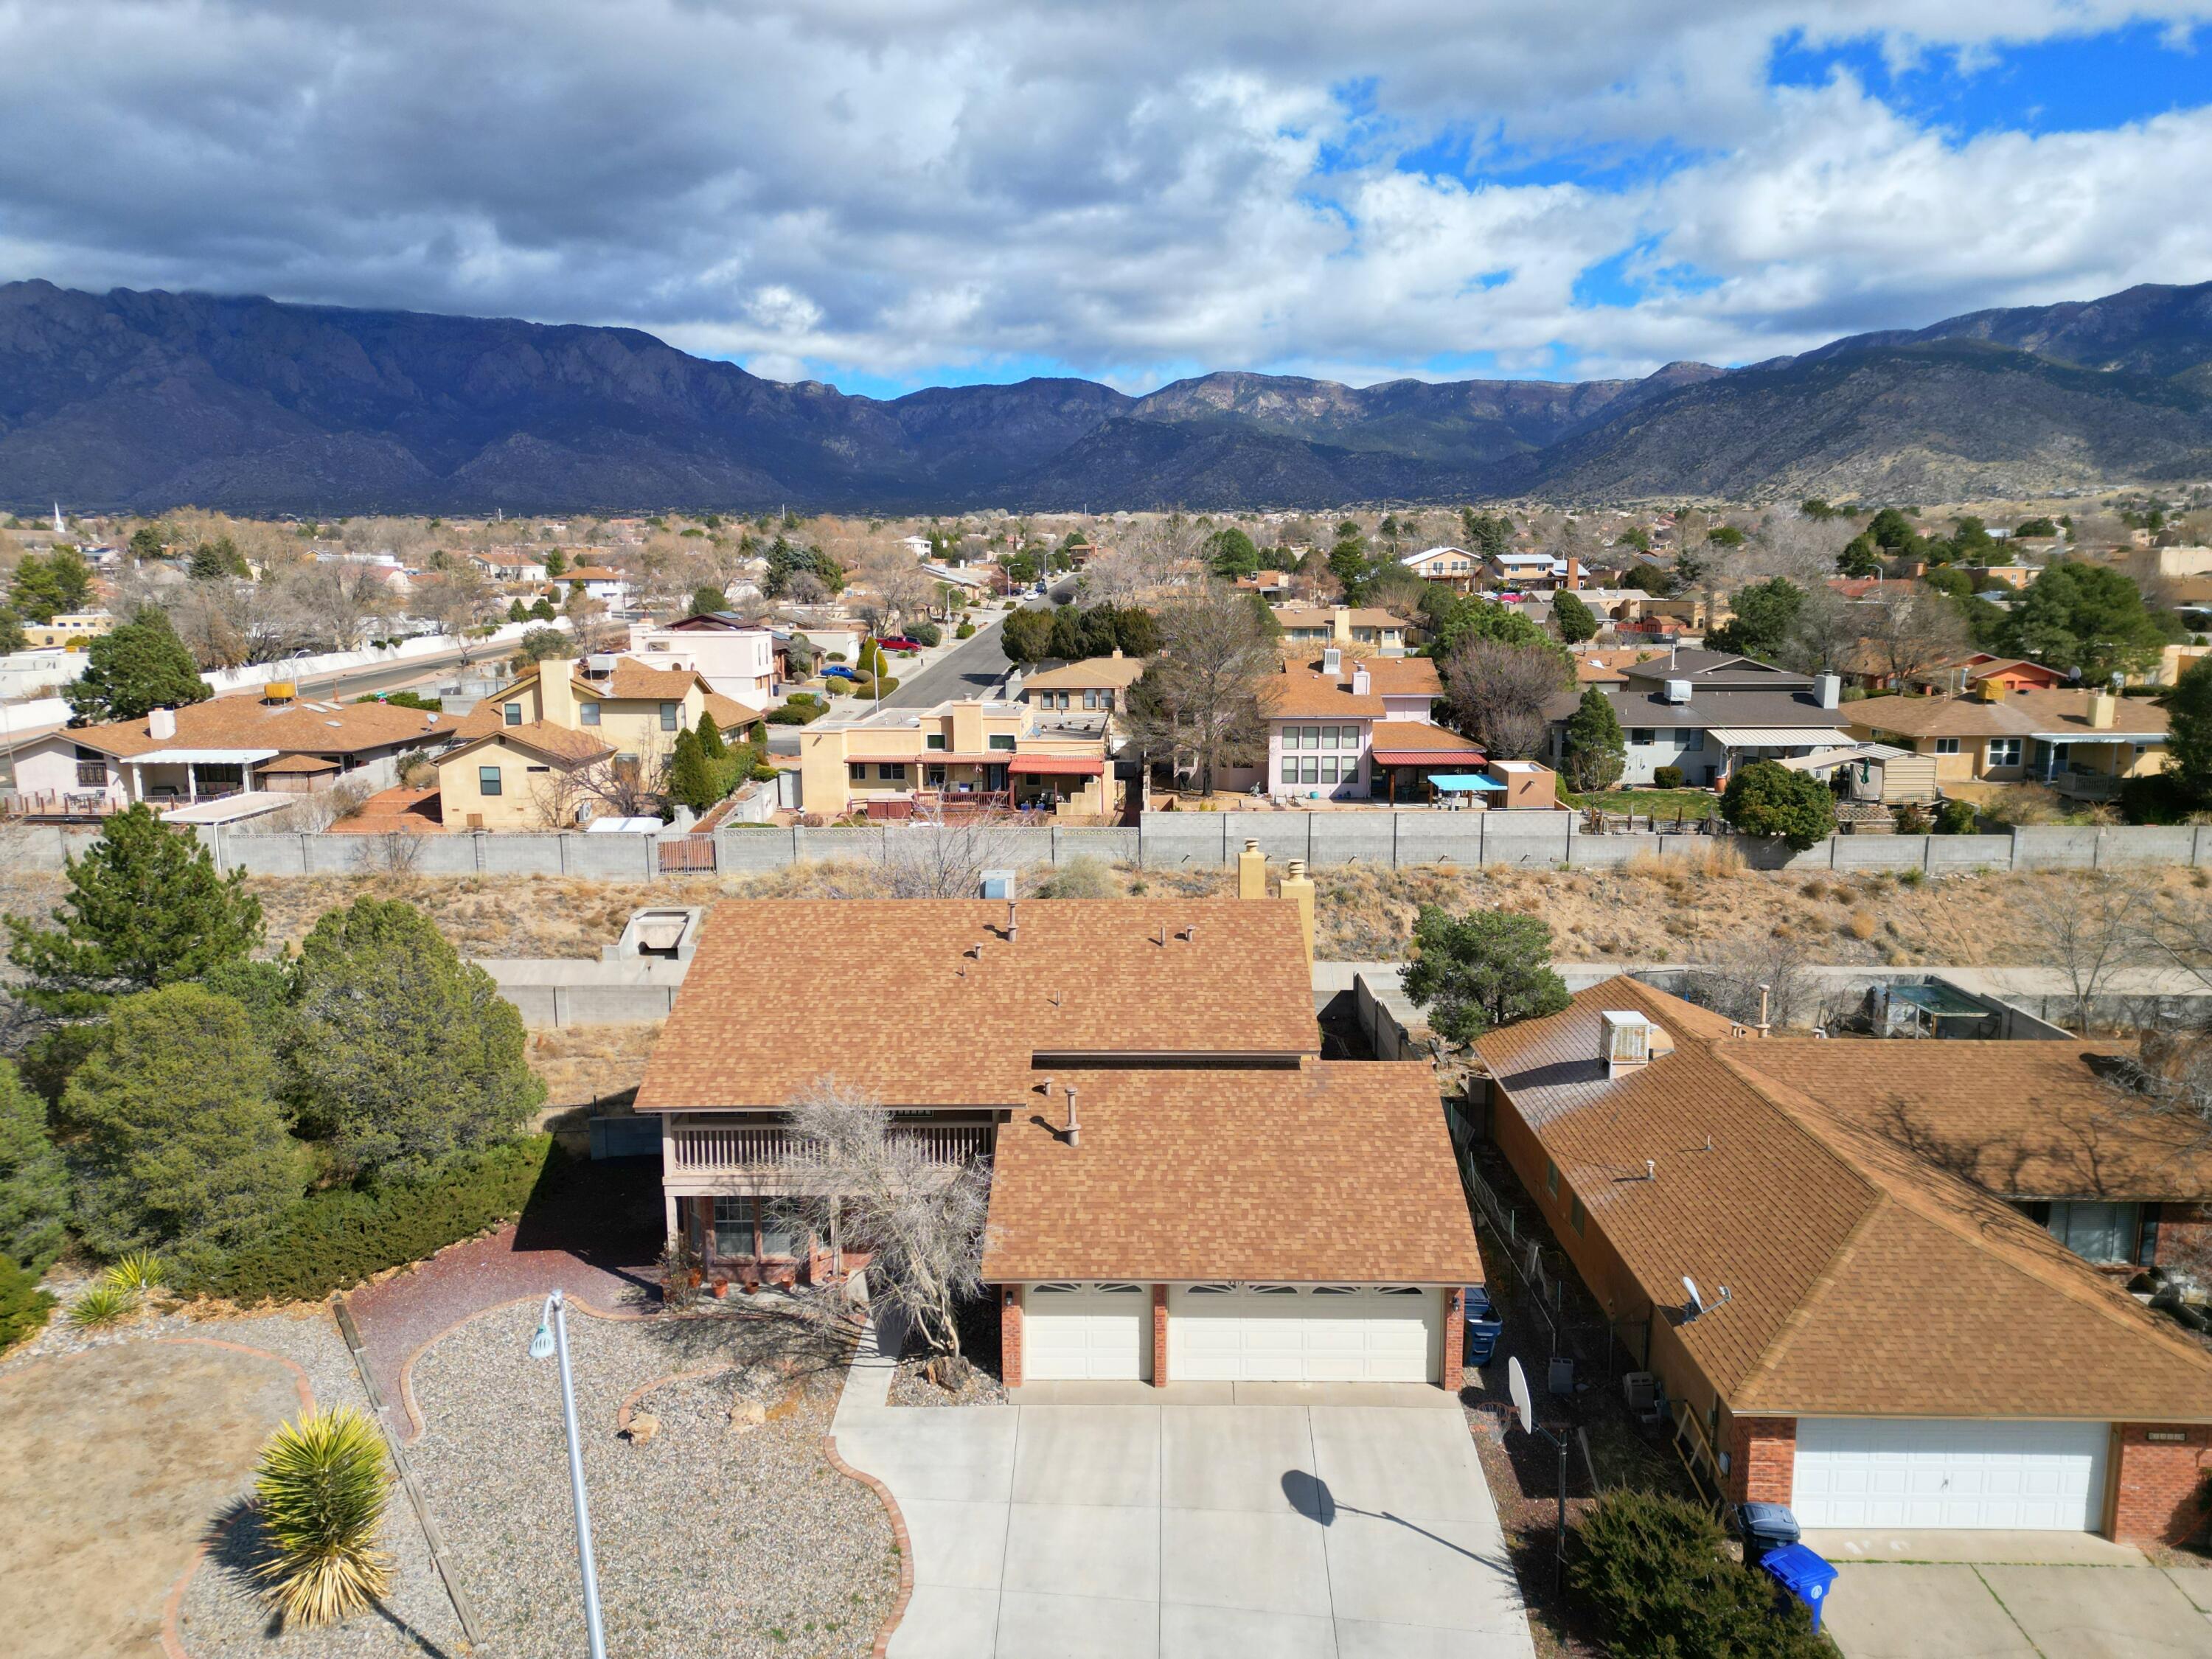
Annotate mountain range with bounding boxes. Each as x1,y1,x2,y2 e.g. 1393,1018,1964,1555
1,276,2209,516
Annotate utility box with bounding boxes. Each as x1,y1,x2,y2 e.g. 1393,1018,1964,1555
1547,1354,1574,1395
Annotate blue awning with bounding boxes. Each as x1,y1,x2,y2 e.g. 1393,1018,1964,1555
1431,774,1505,792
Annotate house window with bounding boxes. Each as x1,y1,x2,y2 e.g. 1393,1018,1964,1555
926,765,947,787
1569,1195,1587,1236
1682,729,1703,751
926,733,947,751
76,759,108,787
1280,756,1299,784
478,766,503,797
1301,757,1319,785
1933,737,1961,755
1629,728,1654,746
712,1196,757,1257
1100,691,1114,711
1987,737,2021,768
989,734,1016,751
1082,689,1098,710
2044,1200,2139,1263
580,702,601,726
877,763,905,782
849,764,869,784
503,702,522,727
1545,1158,1560,1197
659,702,679,731
1321,756,1340,784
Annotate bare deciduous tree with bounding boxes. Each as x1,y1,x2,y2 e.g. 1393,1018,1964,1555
1441,639,1566,759
274,559,400,650
1119,582,1276,795
2012,872,2154,1033
1856,588,1970,689
530,733,674,825
874,806,1027,897
1681,934,1817,1031
773,1077,992,1357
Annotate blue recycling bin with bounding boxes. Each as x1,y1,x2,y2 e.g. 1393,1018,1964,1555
1758,1543,1837,1632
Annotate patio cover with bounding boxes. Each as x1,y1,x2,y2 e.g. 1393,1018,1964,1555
1430,774,1505,793
1703,727,1854,749
1005,755,1104,774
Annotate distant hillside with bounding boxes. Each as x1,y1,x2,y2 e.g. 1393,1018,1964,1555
0,276,2208,512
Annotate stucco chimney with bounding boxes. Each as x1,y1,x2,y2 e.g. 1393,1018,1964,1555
1280,859,1316,962
1237,837,1267,902
147,707,177,741
2090,691,2118,730
1352,664,1371,697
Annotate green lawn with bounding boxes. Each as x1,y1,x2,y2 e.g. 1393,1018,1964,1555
1562,787,1719,821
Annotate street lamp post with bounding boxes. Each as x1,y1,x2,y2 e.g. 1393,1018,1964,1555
530,1290,608,1659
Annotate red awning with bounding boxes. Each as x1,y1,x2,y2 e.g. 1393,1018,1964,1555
1371,749,1486,767
1006,756,1105,775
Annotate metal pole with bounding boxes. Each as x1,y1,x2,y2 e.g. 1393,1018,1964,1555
551,1293,609,1659
1554,1429,1569,1597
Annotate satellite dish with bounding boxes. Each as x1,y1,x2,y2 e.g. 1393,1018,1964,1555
1682,1276,1705,1320
1507,1354,1534,1436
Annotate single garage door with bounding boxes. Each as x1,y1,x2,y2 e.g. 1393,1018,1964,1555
1792,1418,2110,1531
1168,1284,1440,1382
1022,1282,1150,1380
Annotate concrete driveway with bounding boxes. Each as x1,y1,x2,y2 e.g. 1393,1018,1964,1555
1809,1533,2212,1659
833,1333,1532,1658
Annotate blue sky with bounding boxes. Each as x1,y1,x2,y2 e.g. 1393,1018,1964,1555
1,1,2210,397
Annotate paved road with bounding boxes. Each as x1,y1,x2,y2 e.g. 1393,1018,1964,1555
879,577,1077,710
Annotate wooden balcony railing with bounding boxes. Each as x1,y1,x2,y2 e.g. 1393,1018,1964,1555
671,1122,992,1172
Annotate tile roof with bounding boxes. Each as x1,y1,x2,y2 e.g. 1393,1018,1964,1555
635,899,1321,1112
66,694,461,759
1477,979,2212,1420
980,1060,1483,1284
1722,1039,2212,1200
1269,654,1441,718
1368,722,1482,762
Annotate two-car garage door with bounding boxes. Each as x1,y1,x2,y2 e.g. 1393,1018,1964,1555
1020,1283,1444,1382
1792,1418,2110,1531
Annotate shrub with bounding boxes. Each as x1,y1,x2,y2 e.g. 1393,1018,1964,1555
0,1253,53,1351
1933,797,1980,835
69,1281,139,1327
765,699,826,726
252,1408,394,1627
187,1137,556,1304
874,675,900,695
1652,765,1686,789
1401,906,1571,1044
0,1058,67,1270
908,622,942,647
1845,909,1879,940
1721,761,1836,849
1033,855,1119,899
102,1249,168,1293
1572,1489,1825,1659
2121,772,2195,826
956,622,976,639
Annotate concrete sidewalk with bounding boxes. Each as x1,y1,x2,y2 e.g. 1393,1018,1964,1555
832,1316,1534,1659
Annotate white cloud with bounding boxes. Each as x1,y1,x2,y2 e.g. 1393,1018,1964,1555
0,0,2209,391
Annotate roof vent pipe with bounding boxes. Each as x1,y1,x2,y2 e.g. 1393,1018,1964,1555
1645,1159,1656,1180
1064,1086,1079,1148
1006,899,1018,942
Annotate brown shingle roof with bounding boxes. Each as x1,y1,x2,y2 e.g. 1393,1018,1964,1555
1368,721,1481,757
1269,655,1441,718
573,659,706,701
1847,695,2038,739
635,900,1321,1112
980,1060,1481,1284
1478,979,2212,1420
67,694,460,759
1021,656,1149,691
443,722,614,766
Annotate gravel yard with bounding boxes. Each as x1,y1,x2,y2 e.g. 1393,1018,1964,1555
406,1298,896,1659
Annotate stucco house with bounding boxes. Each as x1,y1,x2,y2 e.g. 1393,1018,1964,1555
1846,687,2168,799
1544,650,1854,787
1474,978,2212,1545
797,698,1116,820
1270,604,1416,653
1399,546,1479,589
633,888,1484,1387
1263,649,1482,801
627,613,779,709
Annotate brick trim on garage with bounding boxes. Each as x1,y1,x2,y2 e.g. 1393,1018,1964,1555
2112,1422,2211,1547
1000,1287,1023,1388
1151,1284,1169,1387
1726,1416,1797,1505
1443,1287,1466,1393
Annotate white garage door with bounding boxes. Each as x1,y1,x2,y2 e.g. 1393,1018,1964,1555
1168,1284,1440,1382
1792,1418,2110,1531
1022,1283,1150,1380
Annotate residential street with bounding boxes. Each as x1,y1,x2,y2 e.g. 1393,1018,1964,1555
880,576,1079,709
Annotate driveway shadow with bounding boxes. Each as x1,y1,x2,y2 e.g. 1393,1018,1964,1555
1280,1469,1500,1568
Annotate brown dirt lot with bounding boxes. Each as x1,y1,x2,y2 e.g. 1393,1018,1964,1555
0,1341,305,1659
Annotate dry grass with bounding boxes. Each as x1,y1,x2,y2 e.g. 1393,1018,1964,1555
527,1021,664,1111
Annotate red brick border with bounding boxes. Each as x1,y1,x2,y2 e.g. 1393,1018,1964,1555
1150,1284,1169,1387
1442,1288,1466,1394
821,1431,914,1659
999,1287,1023,1388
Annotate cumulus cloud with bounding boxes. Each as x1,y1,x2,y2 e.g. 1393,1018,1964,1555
1,0,2209,391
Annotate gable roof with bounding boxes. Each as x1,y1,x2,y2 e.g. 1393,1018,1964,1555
1270,653,1441,718
1478,979,2212,1420
1021,655,1149,692
635,899,1321,1112
65,694,460,760
1618,650,1810,688
981,1060,1481,1284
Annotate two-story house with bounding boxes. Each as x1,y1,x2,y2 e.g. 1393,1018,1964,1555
1018,653,1147,723
1265,648,1483,802
1399,546,1480,591
1270,605,1416,654
1545,650,1856,787
627,613,780,709
437,654,762,829
797,697,1116,819
635,886,1483,1387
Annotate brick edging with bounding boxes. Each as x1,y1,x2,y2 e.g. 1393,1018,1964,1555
146,1335,322,1659
821,1430,914,1659
385,1291,651,1445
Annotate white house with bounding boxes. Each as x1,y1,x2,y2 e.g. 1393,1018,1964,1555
627,615,779,708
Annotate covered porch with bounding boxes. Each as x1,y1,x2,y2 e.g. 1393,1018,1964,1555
2031,736,2164,800
123,748,276,806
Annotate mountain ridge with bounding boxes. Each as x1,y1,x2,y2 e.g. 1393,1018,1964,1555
1,276,2208,513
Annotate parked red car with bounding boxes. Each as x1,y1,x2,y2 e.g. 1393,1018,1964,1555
874,636,925,652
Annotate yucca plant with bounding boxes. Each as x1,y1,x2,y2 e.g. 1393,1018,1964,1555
67,1282,139,1327
253,1408,394,1627
101,1251,168,1294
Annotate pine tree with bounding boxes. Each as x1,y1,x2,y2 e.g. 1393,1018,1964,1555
695,710,728,760
64,608,213,725
666,728,721,813
65,985,305,1263
1562,686,1626,793
0,1060,67,1270
7,805,264,1017
289,900,544,1179
1553,590,1599,645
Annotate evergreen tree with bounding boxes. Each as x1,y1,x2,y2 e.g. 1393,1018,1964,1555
1837,535,1882,578
2003,561,2180,682
695,709,728,760
1705,577,1804,661
2163,654,2212,809
1563,686,1627,792
0,608,25,654
1402,906,1571,1045
667,728,721,813
7,805,264,1017
1552,590,1599,644
10,546,93,622
65,985,304,1263
64,608,213,725
689,584,727,617
1722,760,1836,849
289,900,545,1179
0,1060,67,1270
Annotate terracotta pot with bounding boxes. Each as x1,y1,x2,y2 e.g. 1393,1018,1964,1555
710,1281,728,1299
